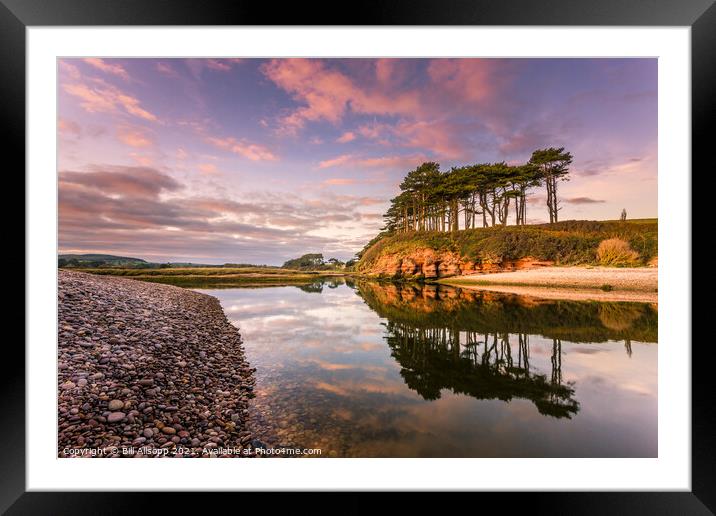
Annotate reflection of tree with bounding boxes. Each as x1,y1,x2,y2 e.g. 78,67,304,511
297,282,324,293
295,277,346,293
355,280,658,420
551,339,562,385
385,322,579,419
356,281,657,344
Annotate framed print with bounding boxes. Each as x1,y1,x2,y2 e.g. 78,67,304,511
6,0,712,511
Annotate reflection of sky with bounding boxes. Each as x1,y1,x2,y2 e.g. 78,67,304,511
197,285,657,457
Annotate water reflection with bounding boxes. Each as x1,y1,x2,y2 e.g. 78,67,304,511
195,278,657,457
384,325,578,418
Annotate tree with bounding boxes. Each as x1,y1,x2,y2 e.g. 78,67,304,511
528,147,573,224
378,147,573,234
510,164,542,225
282,253,325,270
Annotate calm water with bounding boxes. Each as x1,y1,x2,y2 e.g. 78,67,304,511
195,279,657,457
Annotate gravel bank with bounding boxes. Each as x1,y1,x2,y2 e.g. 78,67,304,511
440,266,657,303
58,270,257,457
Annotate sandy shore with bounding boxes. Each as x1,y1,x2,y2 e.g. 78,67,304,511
58,270,259,457
439,266,658,303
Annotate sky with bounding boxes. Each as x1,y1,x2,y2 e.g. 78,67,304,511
58,58,657,265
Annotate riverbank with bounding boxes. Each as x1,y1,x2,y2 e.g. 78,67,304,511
58,270,257,457
68,266,345,288
439,266,658,303
356,220,658,279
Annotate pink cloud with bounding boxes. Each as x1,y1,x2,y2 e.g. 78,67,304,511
318,153,431,170
83,58,130,81
261,59,421,134
204,59,245,73
206,136,278,161
395,119,469,159
337,131,356,143
129,153,154,166
357,118,476,159
63,79,158,122
116,125,153,148
59,61,81,79
155,62,179,78
185,58,244,79
357,154,432,169
322,178,358,186
198,163,218,175
318,154,354,169
206,59,232,72
357,121,391,140
58,118,82,138
427,59,498,104
374,59,411,88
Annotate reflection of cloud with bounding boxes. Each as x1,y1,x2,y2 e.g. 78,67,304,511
304,358,388,373
314,381,349,396
568,348,605,355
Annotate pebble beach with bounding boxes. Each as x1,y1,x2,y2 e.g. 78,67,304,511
58,270,257,457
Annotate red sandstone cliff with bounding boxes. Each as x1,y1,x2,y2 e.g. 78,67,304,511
362,249,553,279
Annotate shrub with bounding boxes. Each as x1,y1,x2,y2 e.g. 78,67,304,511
596,238,640,266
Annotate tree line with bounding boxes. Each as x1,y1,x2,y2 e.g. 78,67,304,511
281,253,345,271
382,147,573,233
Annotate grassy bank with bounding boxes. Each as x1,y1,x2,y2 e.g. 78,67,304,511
68,266,346,288
358,219,657,271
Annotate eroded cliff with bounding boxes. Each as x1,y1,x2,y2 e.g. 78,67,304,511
361,248,553,279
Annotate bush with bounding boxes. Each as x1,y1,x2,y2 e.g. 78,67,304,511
596,238,640,266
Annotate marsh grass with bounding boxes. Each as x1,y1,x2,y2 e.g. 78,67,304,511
70,266,346,288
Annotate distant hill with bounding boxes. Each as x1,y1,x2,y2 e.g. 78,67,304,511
59,254,148,267
58,254,277,269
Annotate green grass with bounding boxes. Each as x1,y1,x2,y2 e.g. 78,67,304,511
358,219,657,271
72,266,315,276
68,266,346,288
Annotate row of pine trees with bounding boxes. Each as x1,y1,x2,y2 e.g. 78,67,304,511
383,147,573,233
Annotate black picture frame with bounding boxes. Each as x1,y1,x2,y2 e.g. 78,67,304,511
5,0,710,512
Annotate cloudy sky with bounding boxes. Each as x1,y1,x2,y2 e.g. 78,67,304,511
58,58,657,265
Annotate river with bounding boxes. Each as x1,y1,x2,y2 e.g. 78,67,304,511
195,278,657,457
